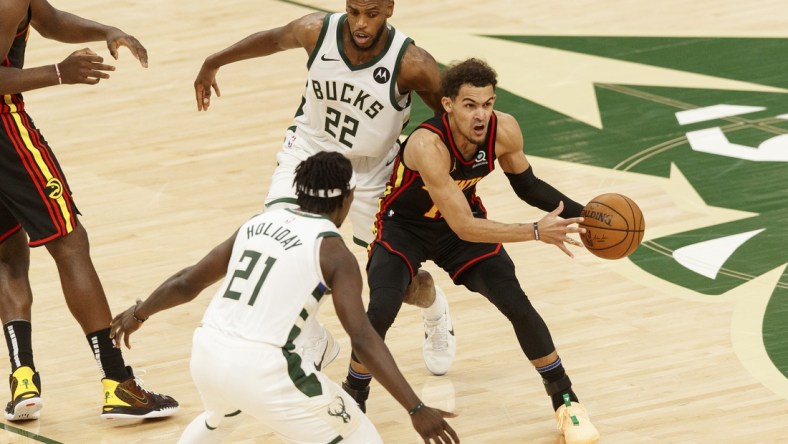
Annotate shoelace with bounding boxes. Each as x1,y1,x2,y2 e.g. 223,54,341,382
424,316,449,351
130,370,166,398
556,404,584,430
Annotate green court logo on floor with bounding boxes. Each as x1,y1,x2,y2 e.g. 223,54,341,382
410,36,788,393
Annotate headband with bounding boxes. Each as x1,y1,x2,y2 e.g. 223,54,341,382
300,171,357,198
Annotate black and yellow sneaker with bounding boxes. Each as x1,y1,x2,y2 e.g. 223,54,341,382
101,366,179,419
5,366,43,421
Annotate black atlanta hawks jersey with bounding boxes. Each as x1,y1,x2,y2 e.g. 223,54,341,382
377,112,499,223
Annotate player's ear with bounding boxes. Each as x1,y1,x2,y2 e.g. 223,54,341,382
387,1,394,18
441,96,452,113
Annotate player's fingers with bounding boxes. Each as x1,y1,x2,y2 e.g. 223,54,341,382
75,47,98,57
127,41,149,68
550,200,565,216
89,68,113,79
212,81,221,97
436,408,457,418
557,242,574,258
571,225,587,234
107,40,119,60
195,84,207,111
445,425,460,443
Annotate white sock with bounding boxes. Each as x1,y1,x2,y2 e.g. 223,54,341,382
422,285,448,320
178,411,233,444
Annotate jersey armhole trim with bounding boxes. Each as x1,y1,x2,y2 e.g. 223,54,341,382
390,37,414,111
306,13,333,70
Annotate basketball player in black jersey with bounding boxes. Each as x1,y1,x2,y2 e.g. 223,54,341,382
0,0,177,421
341,58,601,444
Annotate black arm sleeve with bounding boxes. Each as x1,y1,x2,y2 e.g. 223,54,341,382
505,166,584,218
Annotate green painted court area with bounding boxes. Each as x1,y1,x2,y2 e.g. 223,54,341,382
410,36,788,380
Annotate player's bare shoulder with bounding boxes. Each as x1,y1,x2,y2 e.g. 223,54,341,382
0,0,28,30
404,127,449,172
493,111,525,154
290,11,329,52
319,235,360,287
398,42,441,93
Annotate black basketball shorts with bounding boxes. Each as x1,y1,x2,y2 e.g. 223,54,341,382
0,105,78,246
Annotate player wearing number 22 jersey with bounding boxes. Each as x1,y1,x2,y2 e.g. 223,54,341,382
267,12,413,246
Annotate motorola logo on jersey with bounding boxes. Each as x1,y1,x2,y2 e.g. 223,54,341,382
373,67,390,84
46,177,63,199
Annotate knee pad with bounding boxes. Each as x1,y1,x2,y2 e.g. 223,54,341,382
366,246,412,339
366,287,405,339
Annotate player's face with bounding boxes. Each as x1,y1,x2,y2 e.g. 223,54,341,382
443,84,497,146
345,0,393,51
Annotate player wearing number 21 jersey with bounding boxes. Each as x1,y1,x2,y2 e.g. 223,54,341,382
109,152,459,443
192,0,457,383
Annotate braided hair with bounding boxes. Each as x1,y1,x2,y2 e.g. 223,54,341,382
441,57,498,99
294,151,354,214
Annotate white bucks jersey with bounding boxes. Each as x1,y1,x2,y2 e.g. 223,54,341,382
289,13,412,159
200,209,340,346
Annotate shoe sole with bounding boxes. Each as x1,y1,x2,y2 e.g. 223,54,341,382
101,406,179,420
5,396,43,421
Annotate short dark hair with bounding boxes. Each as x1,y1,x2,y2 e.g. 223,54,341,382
441,58,498,99
294,152,353,214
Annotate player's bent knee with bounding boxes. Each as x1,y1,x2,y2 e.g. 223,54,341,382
367,287,405,338
403,270,435,308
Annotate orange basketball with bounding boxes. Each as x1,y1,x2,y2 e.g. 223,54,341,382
579,193,645,260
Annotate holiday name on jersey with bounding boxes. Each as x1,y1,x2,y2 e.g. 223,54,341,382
246,221,303,250
311,81,384,119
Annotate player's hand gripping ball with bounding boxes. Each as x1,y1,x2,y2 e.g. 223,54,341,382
580,193,645,259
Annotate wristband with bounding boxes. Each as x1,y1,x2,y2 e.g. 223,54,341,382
533,222,540,241
54,64,62,85
132,307,148,323
408,402,424,416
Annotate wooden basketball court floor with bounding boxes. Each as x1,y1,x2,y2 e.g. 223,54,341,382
4,0,787,442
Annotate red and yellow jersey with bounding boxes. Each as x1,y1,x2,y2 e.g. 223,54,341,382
377,112,498,224
2,6,32,113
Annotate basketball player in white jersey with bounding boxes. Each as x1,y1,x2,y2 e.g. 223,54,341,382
109,152,459,444
192,0,456,391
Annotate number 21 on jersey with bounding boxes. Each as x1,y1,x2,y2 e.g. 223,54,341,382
222,250,277,306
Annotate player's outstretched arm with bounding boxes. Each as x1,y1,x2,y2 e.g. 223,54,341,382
321,237,459,443
31,0,148,67
110,233,236,349
194,12,325,111
496,112,584,218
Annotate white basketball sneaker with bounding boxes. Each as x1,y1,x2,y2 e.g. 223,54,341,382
555,395,600,444
301,327,340,371
422,288,456,375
